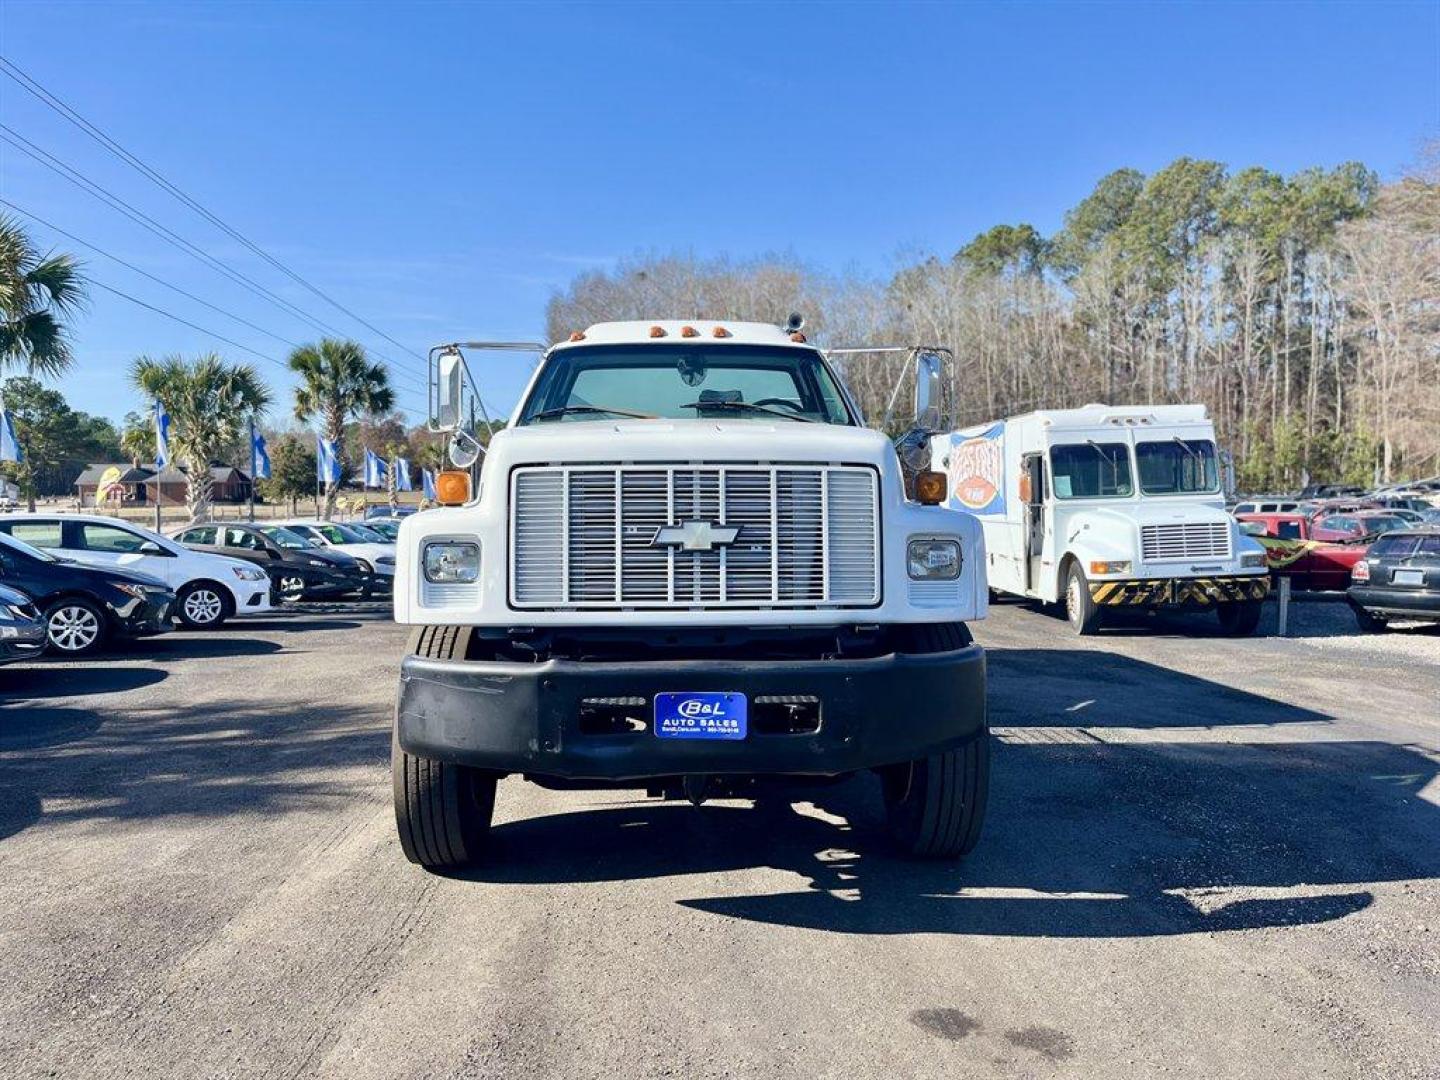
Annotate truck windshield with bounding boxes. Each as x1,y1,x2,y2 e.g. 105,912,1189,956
518,344,854,426
1136,439,1220,494
1050,442,1133,499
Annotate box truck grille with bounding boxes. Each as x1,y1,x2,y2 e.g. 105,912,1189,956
1140,522,1231,562
510,465,880,609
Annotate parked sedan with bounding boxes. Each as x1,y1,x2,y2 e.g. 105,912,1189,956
0,582,47,664
1349,528,1440,631
168,522,366,601
1309,511,1412,543
0,532,174,655
272,520,395,595
0,514,271,629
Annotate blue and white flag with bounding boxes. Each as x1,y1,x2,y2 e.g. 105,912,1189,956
421,468,437,501
250,421,272,480
0,406,22,463
393,457,413,492
316,434,342,485
154,401,171,469
363,447,386,488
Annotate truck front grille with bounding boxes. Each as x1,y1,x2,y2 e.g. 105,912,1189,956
510,464,880,609
1140,522,1231,562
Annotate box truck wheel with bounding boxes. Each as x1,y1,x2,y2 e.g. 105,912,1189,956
1217,600,1263,636
1064,563,1104,635
392,626,497,870
882,734,990,859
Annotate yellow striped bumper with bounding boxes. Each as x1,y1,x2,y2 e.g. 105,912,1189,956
1090,576,1270,607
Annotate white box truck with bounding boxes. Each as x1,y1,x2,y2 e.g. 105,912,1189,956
933,403,1269,635
391,320,990,869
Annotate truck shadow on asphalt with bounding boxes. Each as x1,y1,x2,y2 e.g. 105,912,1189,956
467,647,1438,939
0,694,388,842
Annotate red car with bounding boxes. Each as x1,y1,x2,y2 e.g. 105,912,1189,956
1235,512,1369,591
1308,510,1413,543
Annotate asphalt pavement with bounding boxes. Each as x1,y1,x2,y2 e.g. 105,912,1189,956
1,599,1437,1079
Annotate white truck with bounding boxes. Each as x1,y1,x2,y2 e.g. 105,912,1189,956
933,403,1269,635
391,320,989,869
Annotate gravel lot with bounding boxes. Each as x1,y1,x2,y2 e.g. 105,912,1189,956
1,599,1437,1079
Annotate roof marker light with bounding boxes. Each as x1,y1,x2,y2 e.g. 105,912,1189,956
790,332,807,343
681,325,700,338
568,331,586,342
712,326,730,338
649,325,666,338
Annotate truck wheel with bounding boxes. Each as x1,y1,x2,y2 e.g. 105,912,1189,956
1064,564,1104,635
1351,602,1388,633
392,626,497,870
882,734,989,859
1217,600,1263,636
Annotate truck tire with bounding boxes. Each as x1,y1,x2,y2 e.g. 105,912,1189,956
1217,599,1263,636
1064,563,1104,635
392,626,497,870
882,734,990,859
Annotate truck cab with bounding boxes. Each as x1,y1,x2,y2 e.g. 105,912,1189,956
391,320,990,869
934,404,1269,635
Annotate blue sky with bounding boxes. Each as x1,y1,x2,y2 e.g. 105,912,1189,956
2,0,1436,427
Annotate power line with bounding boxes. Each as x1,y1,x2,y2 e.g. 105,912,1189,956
88,278,426,421
1,56,431,373
0,125,426,395
1,197,302,353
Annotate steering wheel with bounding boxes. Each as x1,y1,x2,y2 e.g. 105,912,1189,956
752,398,806,412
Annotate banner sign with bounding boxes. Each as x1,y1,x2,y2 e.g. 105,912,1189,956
945,422,1006,515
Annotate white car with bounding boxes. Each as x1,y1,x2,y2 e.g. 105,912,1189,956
273,520,396,593
0,513,272,628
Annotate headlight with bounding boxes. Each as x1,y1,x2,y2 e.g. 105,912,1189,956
353,559,373,573
231,566,267,581
907,538,961,581
424,541,480,584
1241,553,1266,569
113,582,149,601
1089,560,1132,576
307,558,329,567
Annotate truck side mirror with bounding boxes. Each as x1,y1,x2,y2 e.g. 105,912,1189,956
434,348,467,432
912,350,945,432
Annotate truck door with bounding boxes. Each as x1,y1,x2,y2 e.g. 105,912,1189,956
1021,453,1046,593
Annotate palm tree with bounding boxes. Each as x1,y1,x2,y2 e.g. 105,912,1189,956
130,354,272,522
0,214,86,376
288,338,394,519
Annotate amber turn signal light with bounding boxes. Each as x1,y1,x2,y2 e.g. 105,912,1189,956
914,470,946,505
436,470,471,506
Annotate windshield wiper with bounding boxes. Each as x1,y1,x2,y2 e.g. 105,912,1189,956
531,404,657,421
1171,436,1207,464
681,400,815,423
1085,439,1122,465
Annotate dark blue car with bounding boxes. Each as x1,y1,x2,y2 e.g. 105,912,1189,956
0,581,46,665
0,532,176,656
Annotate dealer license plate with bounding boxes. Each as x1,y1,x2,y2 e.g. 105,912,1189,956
1392,569,1424,586
654,692,748,740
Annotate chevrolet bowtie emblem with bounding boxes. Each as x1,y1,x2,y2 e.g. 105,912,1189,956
651,520,740,552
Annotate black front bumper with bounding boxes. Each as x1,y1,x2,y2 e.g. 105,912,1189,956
0,623,46,663
397,643,987,782
111,594,175,637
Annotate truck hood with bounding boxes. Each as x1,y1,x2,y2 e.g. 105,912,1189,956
488,419,895,466
1078,503,1235,530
